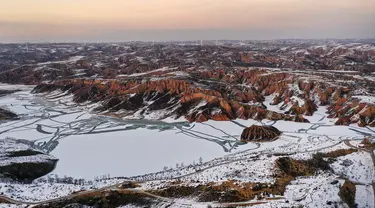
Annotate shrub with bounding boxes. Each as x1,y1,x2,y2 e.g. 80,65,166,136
339,180,357,208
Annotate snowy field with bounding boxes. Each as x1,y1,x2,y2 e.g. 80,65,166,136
356,185,374,208
284,174,344,207
330,151,375,184
0,182,85,202
0,178,124,203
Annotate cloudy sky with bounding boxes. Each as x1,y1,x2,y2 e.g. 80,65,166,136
0,0,374,42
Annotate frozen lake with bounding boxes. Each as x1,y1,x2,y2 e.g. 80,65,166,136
0,86,252,179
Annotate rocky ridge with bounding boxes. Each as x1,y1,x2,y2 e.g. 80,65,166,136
0,108,18,120
32,66,375,126
0,138,58,183
32,77,309,123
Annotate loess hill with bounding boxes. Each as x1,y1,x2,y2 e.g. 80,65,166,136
32,67,375,127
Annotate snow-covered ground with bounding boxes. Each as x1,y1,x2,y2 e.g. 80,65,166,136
0,205,28,208
356,185,374,208
180,154,277,184
330,151,374,184
117,67,173,78
0,182,85,202
353,95,375,104
0,178,124,203
284,175,344,208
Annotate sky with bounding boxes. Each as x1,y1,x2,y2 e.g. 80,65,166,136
0,0,374,42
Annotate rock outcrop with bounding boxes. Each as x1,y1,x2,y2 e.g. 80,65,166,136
0,89,21,97
241,125,281,142
0,138,58,183
0,108,18,120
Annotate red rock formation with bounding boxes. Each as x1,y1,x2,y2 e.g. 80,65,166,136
287,98,318,116
30,66,375,127
241,125,281,142
33,78,312,123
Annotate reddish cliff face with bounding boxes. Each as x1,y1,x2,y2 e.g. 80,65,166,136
32,78,310,123
241,125,281,142
31,67,375,126
333,105,375,127
323,89,375,127
287,98,318,116
266,78,375,127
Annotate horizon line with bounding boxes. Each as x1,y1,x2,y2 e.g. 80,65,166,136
1,38,375,44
